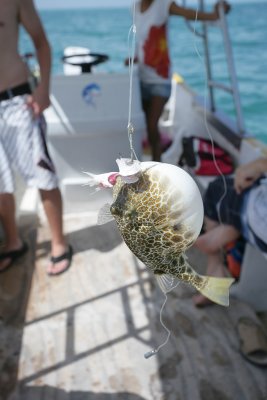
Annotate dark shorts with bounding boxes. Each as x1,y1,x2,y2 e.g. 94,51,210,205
204,176,244,231
140,82,171,102
205,176,267,252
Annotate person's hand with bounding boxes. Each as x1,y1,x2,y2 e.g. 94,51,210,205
214,1,231,19
234,160,263,194
27,84,50,117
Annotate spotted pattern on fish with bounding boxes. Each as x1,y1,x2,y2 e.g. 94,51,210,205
111,169,208,292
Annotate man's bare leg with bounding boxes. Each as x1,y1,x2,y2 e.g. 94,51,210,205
0,193,24,271
193,217,240,306
40,188,70,274
144,96,167,162
196,223,241,254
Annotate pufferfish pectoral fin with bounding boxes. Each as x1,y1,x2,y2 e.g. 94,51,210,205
155,273,180,294
97,203,114,225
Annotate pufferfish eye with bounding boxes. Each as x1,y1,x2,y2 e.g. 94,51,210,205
110,204,122,217
125,209,138,220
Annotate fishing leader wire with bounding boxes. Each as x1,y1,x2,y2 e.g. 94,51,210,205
144,277,180,359
126,4,181,360
127,1,139,163
126,3,177,358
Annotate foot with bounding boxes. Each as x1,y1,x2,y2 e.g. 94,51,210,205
0,254,12,272
0,241,28,272
193,261,228,308
47,245,73,276
193,294,213,307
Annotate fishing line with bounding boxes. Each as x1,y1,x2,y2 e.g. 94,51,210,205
130,1,230,360
190,0,228,226
144,279,180,359
127,1,139,163
125,5,177,358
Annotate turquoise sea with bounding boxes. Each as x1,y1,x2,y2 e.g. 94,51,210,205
19,2,267,143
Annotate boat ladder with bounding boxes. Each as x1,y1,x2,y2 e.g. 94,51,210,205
185,0,246,136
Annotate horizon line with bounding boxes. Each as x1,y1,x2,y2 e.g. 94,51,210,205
36,0,265,11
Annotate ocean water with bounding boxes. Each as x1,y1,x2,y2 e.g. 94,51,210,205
19,2,267,143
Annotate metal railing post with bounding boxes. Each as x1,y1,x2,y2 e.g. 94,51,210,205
200,0,216,112
218,0,246,135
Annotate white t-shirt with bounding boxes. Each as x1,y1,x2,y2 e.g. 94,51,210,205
135,0,173,84
246,180,267,248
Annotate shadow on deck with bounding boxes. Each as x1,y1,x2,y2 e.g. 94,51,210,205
0,212,38,400
1,212,267,400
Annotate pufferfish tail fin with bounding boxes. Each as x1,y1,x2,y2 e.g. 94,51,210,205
199,275,235,306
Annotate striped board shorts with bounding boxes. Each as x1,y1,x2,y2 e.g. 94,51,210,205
0,95,58,193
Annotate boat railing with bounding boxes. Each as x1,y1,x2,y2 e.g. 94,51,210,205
183,0,246,136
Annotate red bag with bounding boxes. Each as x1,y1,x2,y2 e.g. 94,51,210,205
178,136,234,176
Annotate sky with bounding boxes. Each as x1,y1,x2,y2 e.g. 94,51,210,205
35,0,263,10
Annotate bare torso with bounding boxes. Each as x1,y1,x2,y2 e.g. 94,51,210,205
0,0,28,91
140,0,154,13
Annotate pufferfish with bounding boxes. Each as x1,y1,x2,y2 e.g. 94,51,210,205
85,158,234,306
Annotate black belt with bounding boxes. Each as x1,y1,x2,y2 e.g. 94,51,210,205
0,82,32,101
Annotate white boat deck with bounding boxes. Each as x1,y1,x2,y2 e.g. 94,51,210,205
1,72,267,398
1,205,267,400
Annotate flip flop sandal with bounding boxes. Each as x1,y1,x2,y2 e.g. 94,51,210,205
0,241,29,273
48,245,73,276
237,317,267,367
